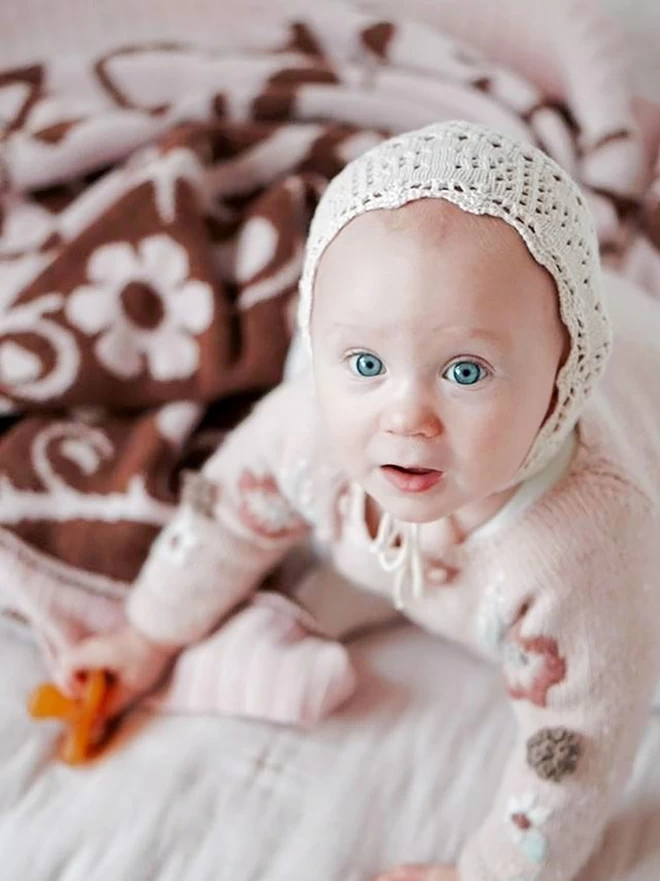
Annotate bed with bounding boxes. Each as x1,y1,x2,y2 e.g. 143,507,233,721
3,614,660,881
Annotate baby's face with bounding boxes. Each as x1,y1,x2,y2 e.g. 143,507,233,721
310,200,567,524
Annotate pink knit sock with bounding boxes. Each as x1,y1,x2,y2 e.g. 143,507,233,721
146,592,357,728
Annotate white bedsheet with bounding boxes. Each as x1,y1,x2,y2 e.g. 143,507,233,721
2,617,660,881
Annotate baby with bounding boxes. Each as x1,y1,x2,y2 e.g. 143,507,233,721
62,121,660,881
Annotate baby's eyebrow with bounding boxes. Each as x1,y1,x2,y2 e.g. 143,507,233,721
327,321,378,338
450,327,510,346
329,321,508,346
330,320,370,330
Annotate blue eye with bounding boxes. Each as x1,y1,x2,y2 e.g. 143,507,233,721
349,352,384,377
445,360,487,386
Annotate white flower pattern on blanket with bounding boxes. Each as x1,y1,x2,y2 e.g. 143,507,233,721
66,235,214,381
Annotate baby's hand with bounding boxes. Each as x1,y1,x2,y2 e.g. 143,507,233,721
373,866,458,881
60,624,179,721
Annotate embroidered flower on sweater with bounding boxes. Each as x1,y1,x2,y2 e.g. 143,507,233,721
527,727,583,782
156,511,199,565
237,470,307,539
476,574,513,650
507,792,551,864
502,620,566,707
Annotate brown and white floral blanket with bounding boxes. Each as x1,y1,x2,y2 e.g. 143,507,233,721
1,7,659,654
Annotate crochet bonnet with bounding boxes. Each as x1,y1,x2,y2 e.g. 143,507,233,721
297,119,612,482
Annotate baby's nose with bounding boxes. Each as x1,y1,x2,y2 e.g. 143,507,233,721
380,394,443,439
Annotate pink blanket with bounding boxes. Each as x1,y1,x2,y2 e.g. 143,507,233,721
0,3,659,664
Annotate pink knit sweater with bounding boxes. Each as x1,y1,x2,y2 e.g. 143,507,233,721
127,269,660,881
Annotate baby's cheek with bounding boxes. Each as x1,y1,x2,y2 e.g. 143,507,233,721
334,417,371,469
318,399,369,471
451,405,527,487
488,417,539,482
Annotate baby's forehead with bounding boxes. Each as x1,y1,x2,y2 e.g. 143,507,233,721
320,199,534,281
337,199,522,256
313,198,563,331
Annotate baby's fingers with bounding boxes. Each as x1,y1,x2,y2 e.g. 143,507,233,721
59,637,121,694
99,681,142,722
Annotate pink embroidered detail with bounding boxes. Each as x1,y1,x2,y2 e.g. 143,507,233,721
237,470,306,539
425,558,460,586
506,793,551,864
503,620,566,707
157,512,199,566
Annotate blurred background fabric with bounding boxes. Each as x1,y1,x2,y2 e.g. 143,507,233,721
1,3,660,881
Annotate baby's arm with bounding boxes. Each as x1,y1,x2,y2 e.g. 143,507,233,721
126,377,314,646
458,479,658,881
61,378,318,713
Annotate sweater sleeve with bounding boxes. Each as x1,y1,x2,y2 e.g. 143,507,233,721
458,475,659,881
126,378,319,647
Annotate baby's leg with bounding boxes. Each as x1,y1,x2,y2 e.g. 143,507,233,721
149,559,392,727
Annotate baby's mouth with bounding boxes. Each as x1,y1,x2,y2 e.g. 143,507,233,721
380,465,444,493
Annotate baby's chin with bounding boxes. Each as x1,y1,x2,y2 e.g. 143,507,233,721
366,478,460,525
